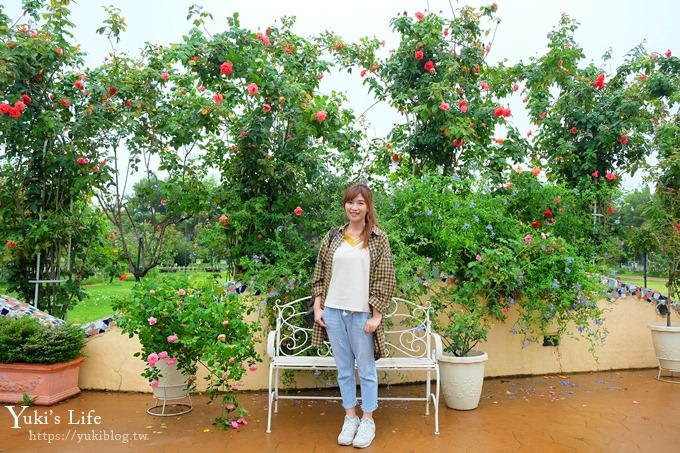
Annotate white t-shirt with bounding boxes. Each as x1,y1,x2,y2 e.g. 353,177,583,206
324,239,371,313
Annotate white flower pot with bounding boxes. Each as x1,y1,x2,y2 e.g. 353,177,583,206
438,350,488,410
152,360,191,400
649,323,680,382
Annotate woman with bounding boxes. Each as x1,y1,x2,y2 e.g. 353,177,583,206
311,183,396,448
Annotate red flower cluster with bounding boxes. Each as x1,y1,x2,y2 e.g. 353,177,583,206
415,49,424,61
593,73,605,90
76,157,89,166
256,32,271,46
493,105,511,117
6,240,16,249
0,97,28,119
619,135,629,145
531,220,542,229
543,209,553,218
452,138,465,147
570,127,578,135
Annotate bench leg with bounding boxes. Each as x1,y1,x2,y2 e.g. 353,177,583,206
434,363,440,435
274,367,280,413
425,370,431,416
267,363,275,433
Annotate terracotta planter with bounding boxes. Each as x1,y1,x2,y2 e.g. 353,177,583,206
0,357,84,405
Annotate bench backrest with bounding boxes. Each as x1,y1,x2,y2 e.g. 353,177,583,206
272,296,433,359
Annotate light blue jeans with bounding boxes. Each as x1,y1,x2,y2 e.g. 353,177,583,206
323,306,378,413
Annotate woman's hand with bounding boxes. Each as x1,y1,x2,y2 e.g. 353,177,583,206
364,315,381,333
314,298,326,328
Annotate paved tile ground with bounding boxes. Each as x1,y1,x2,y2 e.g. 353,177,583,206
1,368,678,452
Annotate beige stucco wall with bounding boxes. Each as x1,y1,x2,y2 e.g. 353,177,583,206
78,295,660,393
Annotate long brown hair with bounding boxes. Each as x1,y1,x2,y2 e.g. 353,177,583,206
343,183,377,248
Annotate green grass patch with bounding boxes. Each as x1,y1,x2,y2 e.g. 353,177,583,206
613,274,670,295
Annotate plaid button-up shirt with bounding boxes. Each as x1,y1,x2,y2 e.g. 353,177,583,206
311,224,396,359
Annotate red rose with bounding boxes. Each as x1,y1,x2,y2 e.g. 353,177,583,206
458,99,468,113
0,103,9,114
315,110,327,122
592,73,605,90
213,92,224,103
160,71,169,81
480,81,489,90
452,138,464,148
6,240,16,249
619,135,629,145
76,157,89,165
246,83,258,96
60,98,71,107
592,170,599,178
502,107,511,117
415,49,424,60
198,85,206,92
415,11,425,20
219,214,229,226
543,209,554,218
439,102,449,111
423,60,435,74
570,127,578,135
294,206,303,216
605,171,617,181
220,61,233,76
513,83,519,92
21,94,31,104
335,41,343,51
124,99,132,108
531,220,542,229
75,79,84,90
607,206,616,215
391,153,400,163
284,44,293,54
360,69,367,77
4,105,17,117
108,86,118,96
665,49,672,58
262,103,271,113
490,3,498,12
55,46,63,56
14,101,26,111
493,106,504,117
119,273,128,281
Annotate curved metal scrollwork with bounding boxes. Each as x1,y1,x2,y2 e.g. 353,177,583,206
273,296,432,359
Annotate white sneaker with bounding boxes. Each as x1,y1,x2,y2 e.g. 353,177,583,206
337,415,360,446
352,418,375,448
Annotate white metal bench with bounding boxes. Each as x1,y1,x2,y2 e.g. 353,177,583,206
266,296,442,434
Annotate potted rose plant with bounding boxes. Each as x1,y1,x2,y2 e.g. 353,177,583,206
0,315,86,405
113,274,261,429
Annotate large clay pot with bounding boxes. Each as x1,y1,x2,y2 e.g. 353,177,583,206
438,350,488,410
0,357,84,405
649,323,680,383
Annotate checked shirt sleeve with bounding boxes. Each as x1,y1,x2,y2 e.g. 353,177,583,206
368,234,396,314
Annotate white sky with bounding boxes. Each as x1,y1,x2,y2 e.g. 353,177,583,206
5,0,678,190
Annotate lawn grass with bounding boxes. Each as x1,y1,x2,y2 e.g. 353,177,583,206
613,273,670,295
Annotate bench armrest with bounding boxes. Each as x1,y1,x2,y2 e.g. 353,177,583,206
431,332,443,360
267,330,277,358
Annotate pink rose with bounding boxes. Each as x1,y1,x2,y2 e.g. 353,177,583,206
158,351,168,359
160,71,169,81
475,254,482,261
167,334,178,343
148,317,157,325
166,357,177,366
315,110,327,121
213,92,224,104
246,83,258,96
148,352,159,365
249,364,257,371
524,235,532,244
480,81,489,91
439,102,450,111
178,288,186,296
150,380,159,388
415,11,425,20
226,403,236,410
294,206,303,216
222,320,229,327
230,421,239,429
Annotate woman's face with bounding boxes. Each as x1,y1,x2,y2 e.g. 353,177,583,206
344,193,367,223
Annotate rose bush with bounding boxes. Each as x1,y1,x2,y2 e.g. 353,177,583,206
112,274,261,429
